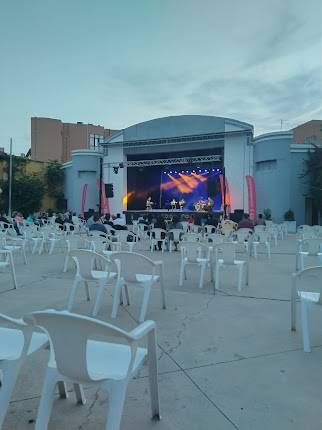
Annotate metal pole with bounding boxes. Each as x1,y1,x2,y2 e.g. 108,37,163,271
159,170,163,209
8,138,13,217
99,157,103,216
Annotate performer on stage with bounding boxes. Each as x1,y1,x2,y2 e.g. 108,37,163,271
207,197,214,211
179,198,185,210
170,198,177,210
146,196,153,211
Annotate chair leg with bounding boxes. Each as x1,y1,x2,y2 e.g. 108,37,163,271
159,267,166,309
57,381,68,399
49,240,55,255
179,262,185,287
67,278,80,311
299,254,305,271
291,281,297,331
84,281,91,301
214,263,220,292
199,263,206,288
73,383,86,405
253,244,257,259
0,362,20,429
92,280,106,317
63,254,69,273
35,368,58,430
22,245,27,264
301,299,311,352
148,329,161,421
139,285,152,322
124,284,130,305
111,280,123,319
105,380,128,430
237,265,243,292
8,252,18,289
267,242,271,259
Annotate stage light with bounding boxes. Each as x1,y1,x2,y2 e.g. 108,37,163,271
163,171,166,174
170,171,172,174
186,170,189,173
175,171,177,173
199,169,202,172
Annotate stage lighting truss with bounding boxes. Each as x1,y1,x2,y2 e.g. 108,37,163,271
126,154,221,168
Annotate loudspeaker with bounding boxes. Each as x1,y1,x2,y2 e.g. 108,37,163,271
105,183,114,198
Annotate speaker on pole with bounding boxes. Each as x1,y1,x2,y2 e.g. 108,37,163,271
105,183,114,198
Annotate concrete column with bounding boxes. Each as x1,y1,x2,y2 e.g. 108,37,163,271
224,134,252,212
103,144,127,215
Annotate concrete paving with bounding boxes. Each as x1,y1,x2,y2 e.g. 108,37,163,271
1,234,322,429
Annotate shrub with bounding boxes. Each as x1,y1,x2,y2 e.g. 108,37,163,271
284,209,295,221
263,208,272,220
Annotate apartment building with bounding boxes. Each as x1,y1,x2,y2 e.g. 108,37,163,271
31,117,117,162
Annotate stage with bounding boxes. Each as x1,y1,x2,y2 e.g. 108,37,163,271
123,209,223,223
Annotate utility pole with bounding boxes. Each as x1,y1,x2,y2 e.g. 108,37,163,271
8,138,13,217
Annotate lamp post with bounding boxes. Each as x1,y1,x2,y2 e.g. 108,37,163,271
8,138,13,217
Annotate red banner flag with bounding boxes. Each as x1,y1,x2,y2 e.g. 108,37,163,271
81,184,88,216
246,175,256,221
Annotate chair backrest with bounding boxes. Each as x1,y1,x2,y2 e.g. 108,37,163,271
151,228,166,240
110,251,156,282
24,310,137,383
181,242,210,262
257,231,270,243
293,266,322,303
180,221,189,232
215,242,236,265
302,238,322,255
182,232,200,242
204,225,216,234
116,230,135,242
206,233,224,245
236,228,252,242
169,229,182,241
0,313,34,360
70,250,115,280
88,231,108,240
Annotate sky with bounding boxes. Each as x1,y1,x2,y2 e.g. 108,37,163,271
0,0,321,154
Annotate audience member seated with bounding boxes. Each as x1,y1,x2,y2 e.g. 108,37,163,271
88,214,107,234
102,213,114,227
112,213,127,230
0,212,22,235
237,213,254,230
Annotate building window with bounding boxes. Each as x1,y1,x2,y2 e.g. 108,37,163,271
255,160,277,171
89,134,104,150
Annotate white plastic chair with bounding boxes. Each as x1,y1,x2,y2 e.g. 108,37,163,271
2,236,27,265
168,229,183,252
0,313,48,429
291,266,322,352
63,236,89,272
214,242,248,293
298,239,322,271
0,250,18,289
67,250,119,317
115,230,137,253
179,242,212,289
252,231,271,259
24,310,160,430
204,225,216,235
234,228,253,253
149,229,167,253
110,252,166,322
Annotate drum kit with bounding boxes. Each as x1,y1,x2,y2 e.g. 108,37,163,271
194,197,214,212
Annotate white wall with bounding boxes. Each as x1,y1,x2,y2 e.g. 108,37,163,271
103,142,127,215
224,134,252,212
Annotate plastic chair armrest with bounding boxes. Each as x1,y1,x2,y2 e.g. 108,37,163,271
130,320,156,340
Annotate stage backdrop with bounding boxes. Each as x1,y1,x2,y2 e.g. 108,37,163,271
127,166,222,210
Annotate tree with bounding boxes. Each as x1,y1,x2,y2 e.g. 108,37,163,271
1,174,45,215
302,145,322,213
44,161,64,199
